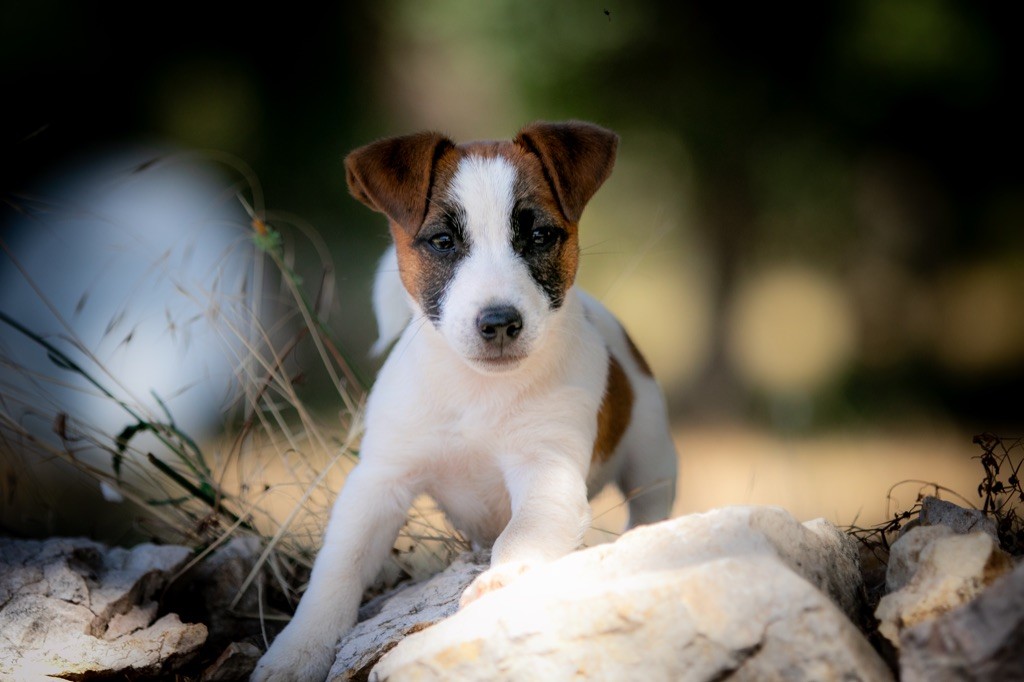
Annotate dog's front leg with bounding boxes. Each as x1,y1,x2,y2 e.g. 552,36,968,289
460,456,590,606
251,464,414,682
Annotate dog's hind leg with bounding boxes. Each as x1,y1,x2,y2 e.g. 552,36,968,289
616,388,678,529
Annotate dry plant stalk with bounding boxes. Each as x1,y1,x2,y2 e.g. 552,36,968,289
0,153,467,619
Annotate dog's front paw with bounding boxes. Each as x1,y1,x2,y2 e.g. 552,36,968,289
250,629,336,682
459,560,536,608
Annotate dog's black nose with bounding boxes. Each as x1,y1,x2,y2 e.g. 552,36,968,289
477,306,523,342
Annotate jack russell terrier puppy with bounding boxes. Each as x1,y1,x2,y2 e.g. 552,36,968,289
252,121,678,681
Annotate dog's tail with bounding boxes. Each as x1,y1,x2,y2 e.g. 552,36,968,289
371,244,412,357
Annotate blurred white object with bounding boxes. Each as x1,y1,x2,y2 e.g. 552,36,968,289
0,149,253,452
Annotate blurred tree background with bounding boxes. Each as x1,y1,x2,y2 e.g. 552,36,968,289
2,1,1023,532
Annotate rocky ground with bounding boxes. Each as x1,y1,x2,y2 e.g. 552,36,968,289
1,499,1020,681
0,534,266,681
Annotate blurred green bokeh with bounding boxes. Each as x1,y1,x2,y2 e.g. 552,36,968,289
3,0,1023,434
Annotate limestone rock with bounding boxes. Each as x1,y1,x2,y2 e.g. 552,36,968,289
353,506,890,681
918,496,998,539
875,529,1013,648
0,536,207,679
886,525,955,593
328,551,487,681
899,561,1024,681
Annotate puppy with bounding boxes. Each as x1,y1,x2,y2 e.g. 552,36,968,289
252,121,678,681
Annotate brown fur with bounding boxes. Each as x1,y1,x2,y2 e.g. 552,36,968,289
345,121,618,321
515,121,619,224
345,132,454,234
592,354,634,464
389,223,427,305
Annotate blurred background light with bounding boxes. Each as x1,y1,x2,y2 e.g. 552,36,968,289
727,266,857,397
934,265,1024,372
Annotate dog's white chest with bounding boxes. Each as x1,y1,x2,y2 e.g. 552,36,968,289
362,300,606,543
421,449,512,545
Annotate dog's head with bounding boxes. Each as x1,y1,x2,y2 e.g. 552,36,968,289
346,121,618,373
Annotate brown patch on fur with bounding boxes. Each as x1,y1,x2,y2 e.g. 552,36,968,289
515,121,619,224
622,326,653,377
592,354,634,464
345,132,455,234
389,223,425,303
373,145,465,311
505,142,581,292
559,233,580,291
415,145,465,233
507,122,617,294
347,123,618,314
418,139,583,309
458,141,572,230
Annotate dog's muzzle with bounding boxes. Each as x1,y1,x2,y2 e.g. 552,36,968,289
476,305,523,343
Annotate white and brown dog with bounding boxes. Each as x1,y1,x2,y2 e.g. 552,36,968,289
252,121,678,681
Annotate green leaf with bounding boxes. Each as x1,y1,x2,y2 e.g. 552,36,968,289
114,421,150,479
253,224,283,254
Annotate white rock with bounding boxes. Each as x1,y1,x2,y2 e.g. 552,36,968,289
328,551,487,680
0,536,207,679
875,529,1013,648
899,561,1024,681
886,525,955,593
918,496,998,539
357,506,891,681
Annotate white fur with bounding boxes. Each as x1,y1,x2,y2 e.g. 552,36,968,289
437,156,550,369
252,154,678,682
370,245,411,357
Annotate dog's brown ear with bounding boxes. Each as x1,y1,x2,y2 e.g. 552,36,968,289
515,121,619,223
345,132,455,233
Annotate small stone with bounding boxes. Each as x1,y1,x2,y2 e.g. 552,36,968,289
918,496,998,539
886,525,954,593
103,601,159,640
899,561,1024,681
876,530,1013,648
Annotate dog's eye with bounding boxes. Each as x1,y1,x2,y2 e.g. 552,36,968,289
515,209,535,234
428,232,456,253
531,226,557,249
